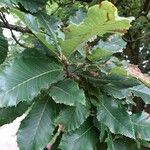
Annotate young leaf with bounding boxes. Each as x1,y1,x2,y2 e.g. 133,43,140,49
0,48,63,107
61,1,134,57
96,96,135,139
59,120,99,150
0,101,31,126
49,79,86,106
55,103,89,132
17,97,58,150
87,48,112,62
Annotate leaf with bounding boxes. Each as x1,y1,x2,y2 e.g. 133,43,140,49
110,66,127,76
87,35,126,61
97,95,150,141
36,12,61,54
103,84,129,99
11,9,57,55
0,28,8,64
59,120,98,150
112,137,138,150
55,103,89,132
87,48,112,62
12,0,48,13
69,8,87,24
0,101,31,126
0,0,13,6
105,131,115,150
130,85,150,104
0,48,63,107
140,140,150,148
132,111,150,141
98,34,126,53
96,96,135,139
61,1,134,57
17,97,58,150
49,79,86,106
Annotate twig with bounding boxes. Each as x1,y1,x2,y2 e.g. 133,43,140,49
0,21,32,34
43,125,64,150
0,12,30,48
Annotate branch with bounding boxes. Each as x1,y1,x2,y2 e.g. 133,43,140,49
43,125,64,150
0,12,32,48
127,64,150,88
0,21,32,34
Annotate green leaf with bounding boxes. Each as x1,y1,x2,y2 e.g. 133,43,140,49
11,9,57,55
98,34,126,53
103,84,129,99
0,0,13,6
61,1,134,57
112,137,138,150
87,48,112,62
55,103,89,132
0,28,8,64
140,140,150,148
96,96,135,139
130,85,150,104
12,0,48,13
105,131,115,150
49,79,86,106
0,101,31,126
69,8,86,24
0,48,63,107
97,95,150,141
110,67,127,76
87,35,126,61
36,12,61,54
17,97,58,150
132,111,150,141
59,120,98,150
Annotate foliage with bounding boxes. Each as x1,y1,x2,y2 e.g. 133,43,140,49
0,0,150,150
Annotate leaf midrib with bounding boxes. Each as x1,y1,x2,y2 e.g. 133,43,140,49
30,99,49,148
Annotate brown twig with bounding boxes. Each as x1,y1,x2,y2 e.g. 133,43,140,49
0,12,31,48
43,125,64,150
0,21,32,34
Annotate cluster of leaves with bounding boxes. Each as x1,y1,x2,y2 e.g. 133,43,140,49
0,0,150,150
